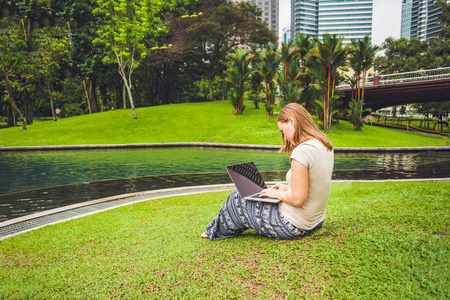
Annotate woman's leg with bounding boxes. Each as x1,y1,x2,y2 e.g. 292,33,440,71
205,190,249,240
204,190,313,241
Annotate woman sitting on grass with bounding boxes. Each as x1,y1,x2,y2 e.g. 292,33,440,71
201,103,334,240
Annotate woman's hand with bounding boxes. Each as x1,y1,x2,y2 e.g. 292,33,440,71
260,187,281,200
269,183,289,191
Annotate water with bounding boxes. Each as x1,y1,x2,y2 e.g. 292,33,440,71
1,148,449,222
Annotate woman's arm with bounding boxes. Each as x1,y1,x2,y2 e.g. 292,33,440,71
260,159,308,207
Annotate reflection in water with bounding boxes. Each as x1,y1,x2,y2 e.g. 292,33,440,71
0,148,449,222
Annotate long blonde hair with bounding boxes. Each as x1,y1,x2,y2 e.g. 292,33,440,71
277,103,333,154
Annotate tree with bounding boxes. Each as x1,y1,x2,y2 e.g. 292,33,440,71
374,37,427,73
0,24,29,130
225,48,253,115
184,0,277,101
276,41,303,106
309,34,350,132
249,54,263,109
293,33,316,106
33,27,70,121
93,0,169,119
437,0,450,40
258,43,280,116
347,98,371,131
348,36,379,121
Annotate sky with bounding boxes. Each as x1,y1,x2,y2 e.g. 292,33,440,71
279,0,403,47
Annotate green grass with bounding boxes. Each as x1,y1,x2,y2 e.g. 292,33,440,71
1,181,448,299
0,101,448,147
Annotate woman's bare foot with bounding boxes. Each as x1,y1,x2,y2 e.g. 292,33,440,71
201,232,209,239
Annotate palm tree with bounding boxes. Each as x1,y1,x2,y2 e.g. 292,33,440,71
248,53,263,109
293,33,316,106
249,66,263,109
276,41,298,104
347,98,372,130
309,34,350,132
258,44,280,115
224,49,254,115
345,74,357,100
293,33,315,72
348,36,380,115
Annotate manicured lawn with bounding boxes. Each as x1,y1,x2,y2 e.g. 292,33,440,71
0,101,448,147
1,181,448,298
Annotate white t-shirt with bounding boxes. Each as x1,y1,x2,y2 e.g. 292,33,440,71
279,139,334,230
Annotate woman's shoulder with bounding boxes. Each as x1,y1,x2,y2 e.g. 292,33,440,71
295,139,322,150
292,139,330,156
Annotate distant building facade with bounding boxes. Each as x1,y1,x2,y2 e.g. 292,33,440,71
401,0,449,40
282,27,292,44
231,0,279,35
291,0,373,44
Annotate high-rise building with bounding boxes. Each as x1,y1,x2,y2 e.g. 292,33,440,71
231,0,279,35
282,27,292,44
401,0,448,41
291,0,373,44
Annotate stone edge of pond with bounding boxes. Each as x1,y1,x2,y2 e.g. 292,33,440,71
1,178,450,241
0,142,449,152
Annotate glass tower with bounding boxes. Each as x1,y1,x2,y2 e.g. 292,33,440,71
291,0,373,44
401,0,448,40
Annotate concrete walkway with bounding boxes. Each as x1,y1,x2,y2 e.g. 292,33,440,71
1,178,449,241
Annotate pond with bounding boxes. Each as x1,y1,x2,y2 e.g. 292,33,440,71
1,147,449,222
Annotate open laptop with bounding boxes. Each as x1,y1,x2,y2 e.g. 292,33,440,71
226,162,281,203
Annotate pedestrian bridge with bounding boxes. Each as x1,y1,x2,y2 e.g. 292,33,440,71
336,67,450,110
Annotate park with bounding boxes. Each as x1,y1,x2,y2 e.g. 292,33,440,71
1,0,450,298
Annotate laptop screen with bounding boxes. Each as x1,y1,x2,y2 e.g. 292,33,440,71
226,162,267,197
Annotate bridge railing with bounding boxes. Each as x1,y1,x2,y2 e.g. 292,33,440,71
336,67,450,89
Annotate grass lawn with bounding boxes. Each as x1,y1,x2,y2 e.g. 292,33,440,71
0,100,448,147
1,181,448,299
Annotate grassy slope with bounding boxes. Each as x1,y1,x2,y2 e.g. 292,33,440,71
0,181,448,298
0,101,448,147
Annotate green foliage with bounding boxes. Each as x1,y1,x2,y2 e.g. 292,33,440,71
347,98,372,131
193,76,222,102
437,0,450,40
248,62,264,109
225,49,254,115
375,35,449,74
258,44,280,116
60,103,85,118
276,41,302,106
308,34,350,132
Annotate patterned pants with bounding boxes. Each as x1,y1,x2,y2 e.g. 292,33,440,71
205,190,322,241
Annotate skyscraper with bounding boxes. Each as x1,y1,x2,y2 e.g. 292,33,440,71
231,0,279,35
401,0,448,41
282,27,292,44
291,0,373,44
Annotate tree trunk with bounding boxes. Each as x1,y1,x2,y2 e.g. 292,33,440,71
360,70,367,119
2,65,26,129
90,79,99,113
22,96,30,125
83,79,92,114
123,83,127,109
124,79,137,119
208,76,214,101
45,79,57,121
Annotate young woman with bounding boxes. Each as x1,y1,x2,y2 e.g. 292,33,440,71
201,103,334,240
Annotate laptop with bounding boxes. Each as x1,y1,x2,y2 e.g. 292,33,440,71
226,162,281,203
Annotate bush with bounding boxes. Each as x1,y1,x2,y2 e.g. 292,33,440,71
60,103,84,118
